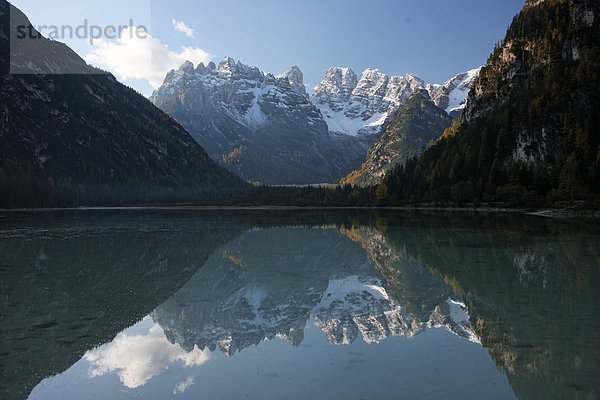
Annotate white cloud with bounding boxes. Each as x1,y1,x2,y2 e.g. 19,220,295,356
172,19,194,38
85,27,212,89
84,324,211,389
173,377,195,395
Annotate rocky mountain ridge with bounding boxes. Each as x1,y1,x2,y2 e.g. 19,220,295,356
151,58,480,184
312,66,480,138
151,57,374,184
151,57,325,149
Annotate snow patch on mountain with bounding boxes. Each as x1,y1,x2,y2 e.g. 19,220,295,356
427,67,482,115
320,108,388,138
312,67,481,137
151,57,322,133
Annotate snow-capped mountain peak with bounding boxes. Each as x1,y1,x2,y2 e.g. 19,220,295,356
353,68,390,99
311,67,425,137
161,60,196,87
313,67,358,97
428,67,482,116
311,66,481,137
278,65,306,95
217,56,237,76
179,60,194,72
152,57,317,133
216,56,263,81
404,73,426,90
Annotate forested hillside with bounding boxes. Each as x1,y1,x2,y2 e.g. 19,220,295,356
379,0,600,207
342,92,453,186
0,1,245,208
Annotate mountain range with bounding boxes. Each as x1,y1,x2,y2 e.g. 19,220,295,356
153,227,479,357
151,59,480,185
150,58,373,184
313,65,479,136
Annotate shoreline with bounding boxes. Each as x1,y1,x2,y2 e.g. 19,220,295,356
0,205,599,218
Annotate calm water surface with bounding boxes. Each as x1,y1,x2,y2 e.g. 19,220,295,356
1,210,599,400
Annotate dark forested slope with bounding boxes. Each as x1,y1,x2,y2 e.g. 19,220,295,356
381,0,600,207
0,1,245,208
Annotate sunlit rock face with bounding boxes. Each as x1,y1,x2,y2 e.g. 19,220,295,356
312,67,425,137
153,227,481,356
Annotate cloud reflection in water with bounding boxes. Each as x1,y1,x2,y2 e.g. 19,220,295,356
83,318,210,389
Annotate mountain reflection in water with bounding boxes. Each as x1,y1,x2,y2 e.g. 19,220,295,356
152,227,479,356
1,210,598,400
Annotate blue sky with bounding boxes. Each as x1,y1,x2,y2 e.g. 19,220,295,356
12,0,524,96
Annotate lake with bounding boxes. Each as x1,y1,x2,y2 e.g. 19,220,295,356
1,210,599,399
